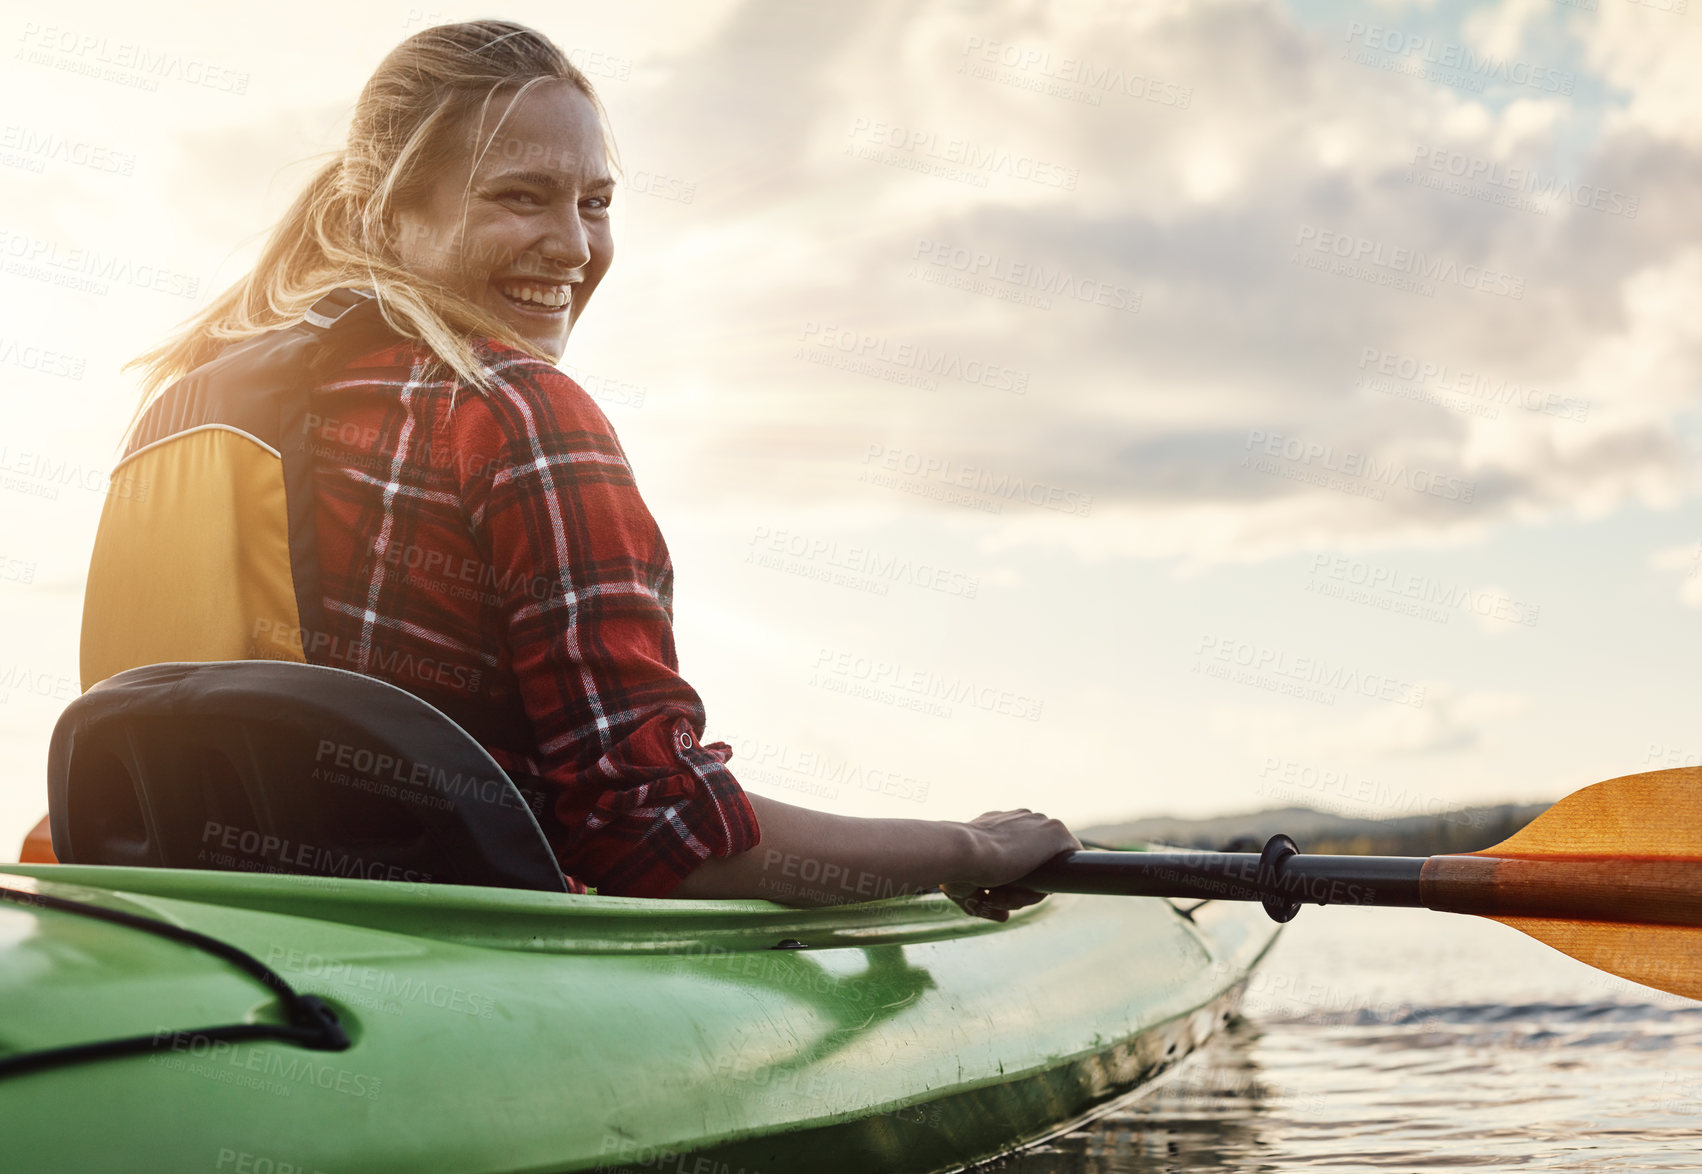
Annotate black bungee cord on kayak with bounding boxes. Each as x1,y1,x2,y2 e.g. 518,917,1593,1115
0,883,350,1081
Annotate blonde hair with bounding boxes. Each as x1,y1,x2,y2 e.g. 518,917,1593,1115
125,20,616,410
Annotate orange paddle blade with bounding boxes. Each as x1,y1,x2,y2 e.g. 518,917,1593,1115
1471,768,1701,1001
1493,918,1702,1001
1478,767,1702,860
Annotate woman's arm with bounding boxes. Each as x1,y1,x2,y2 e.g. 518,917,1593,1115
451,360,763,897
670,793,1081,919
452,358,1073,910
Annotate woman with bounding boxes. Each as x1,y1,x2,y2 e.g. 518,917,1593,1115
123,20,1077,918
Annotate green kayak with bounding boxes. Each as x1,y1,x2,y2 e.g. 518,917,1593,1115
0,861,1277,1173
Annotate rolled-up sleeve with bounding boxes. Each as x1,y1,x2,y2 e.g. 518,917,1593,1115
451,351,759,897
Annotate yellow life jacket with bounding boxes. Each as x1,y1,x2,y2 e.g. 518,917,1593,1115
25,291,558,873
79,287,398,692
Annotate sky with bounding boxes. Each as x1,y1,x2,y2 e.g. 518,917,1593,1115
1,0,1698,860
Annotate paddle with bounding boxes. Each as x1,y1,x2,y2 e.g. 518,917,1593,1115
1018,767,1702,1001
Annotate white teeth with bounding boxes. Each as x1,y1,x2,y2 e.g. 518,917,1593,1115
496,281,570,309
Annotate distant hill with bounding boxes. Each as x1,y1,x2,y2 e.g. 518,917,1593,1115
1078,801,1551,857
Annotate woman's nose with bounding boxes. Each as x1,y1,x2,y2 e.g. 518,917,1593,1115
534,206,593,275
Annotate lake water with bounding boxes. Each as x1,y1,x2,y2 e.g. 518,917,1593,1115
984,906,1702,1172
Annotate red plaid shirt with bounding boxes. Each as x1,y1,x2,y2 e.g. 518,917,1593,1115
302,336,759,897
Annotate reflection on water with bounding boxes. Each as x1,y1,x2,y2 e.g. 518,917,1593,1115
979,906,1702,1173
991,1019,1269,1173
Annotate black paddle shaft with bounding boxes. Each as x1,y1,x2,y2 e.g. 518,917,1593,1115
1019,836,1426,922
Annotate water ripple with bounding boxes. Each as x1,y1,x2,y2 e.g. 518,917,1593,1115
975,907,1702,1173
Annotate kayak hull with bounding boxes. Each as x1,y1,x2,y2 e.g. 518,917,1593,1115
666,979,1252,1174
0,864,1277,1173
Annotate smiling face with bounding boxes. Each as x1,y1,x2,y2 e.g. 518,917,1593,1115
390,80,614,362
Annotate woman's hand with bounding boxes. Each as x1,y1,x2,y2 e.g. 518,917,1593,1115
941,809,1081,922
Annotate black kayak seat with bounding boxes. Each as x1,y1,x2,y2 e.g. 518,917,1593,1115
47,660,569,893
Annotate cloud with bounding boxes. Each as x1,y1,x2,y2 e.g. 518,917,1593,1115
1209,684,1528,761
1649,541,1702,608
1586,0,1702,149
597,0,1702,570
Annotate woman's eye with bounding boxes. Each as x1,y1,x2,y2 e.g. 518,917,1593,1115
584,195,613,214
500,189,543,206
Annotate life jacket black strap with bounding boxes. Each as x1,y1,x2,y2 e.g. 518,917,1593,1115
302,286,375,330
281,289,402,664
